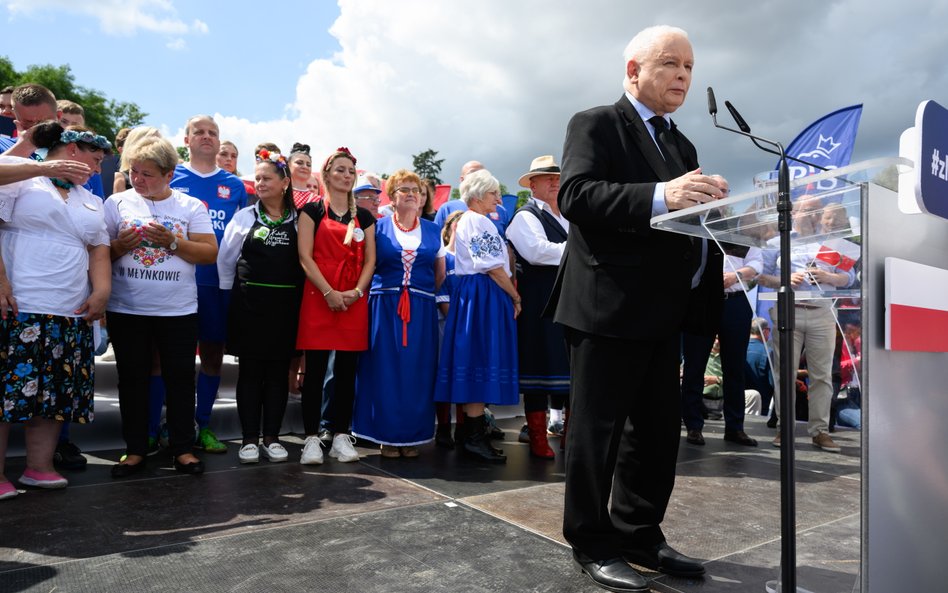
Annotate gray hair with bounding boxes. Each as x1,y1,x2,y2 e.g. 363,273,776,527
750,317,770,337
622,25,689,80
459,169,500,205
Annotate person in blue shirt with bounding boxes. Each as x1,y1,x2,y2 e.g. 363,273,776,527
433,160,510,235
164,115,248,454
744,317,774,418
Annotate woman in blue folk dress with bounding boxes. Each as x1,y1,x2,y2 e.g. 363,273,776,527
434,170,521,464
353,170,445,458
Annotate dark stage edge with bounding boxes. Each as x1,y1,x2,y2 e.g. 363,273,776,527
2,380,861,593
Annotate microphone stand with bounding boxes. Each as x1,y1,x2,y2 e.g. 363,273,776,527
707,87,799,593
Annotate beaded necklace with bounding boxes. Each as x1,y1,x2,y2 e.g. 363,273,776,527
51,178,75,190
392,213,419,233
260,207,290,228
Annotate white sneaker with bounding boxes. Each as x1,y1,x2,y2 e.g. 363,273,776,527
238,443,259,464
300,436,324,465
260,442,288,463
329,434,360,462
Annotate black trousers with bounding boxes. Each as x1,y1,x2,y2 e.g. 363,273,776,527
681,294,754,432
301,349,357,435
562,327,681,562
236,356,290,441
109,312,198,458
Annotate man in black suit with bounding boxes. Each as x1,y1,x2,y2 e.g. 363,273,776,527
552,25,728,592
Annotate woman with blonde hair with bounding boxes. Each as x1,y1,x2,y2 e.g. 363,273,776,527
111,126,160,195
296,147,376,464
105,136,218,477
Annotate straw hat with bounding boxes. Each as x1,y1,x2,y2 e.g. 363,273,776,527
518,155,561,188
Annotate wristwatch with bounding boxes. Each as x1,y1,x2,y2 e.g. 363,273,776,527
169,239,179,252
354,287,364,298
735,270,744,281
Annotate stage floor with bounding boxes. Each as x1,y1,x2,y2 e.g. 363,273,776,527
1,360,861,593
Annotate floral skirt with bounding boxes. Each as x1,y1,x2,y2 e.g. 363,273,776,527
0,312,95,423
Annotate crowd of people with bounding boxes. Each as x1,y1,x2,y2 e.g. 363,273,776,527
0,81,580,498
1,35,863,589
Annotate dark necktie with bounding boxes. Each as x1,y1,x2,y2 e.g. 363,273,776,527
648,115,686,178
650,116,704,280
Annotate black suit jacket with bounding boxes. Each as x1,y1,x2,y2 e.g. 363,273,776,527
550,95,722,340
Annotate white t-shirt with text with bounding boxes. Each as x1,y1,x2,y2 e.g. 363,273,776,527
104,188,214,316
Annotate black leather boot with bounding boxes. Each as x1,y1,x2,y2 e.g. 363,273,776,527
462,414,506,464
435,424,455,449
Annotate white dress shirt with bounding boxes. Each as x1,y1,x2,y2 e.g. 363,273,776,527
505,198,568,266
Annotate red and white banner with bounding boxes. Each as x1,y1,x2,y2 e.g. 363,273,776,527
885,257,948,352
815,238,860,271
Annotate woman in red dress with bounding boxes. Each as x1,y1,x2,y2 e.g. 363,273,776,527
296,147,376,464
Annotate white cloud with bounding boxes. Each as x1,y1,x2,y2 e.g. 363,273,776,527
188,0,947,192
5,0,209,38
166,38,187,51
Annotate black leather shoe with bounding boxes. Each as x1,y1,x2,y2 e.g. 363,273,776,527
173,457,205,475
624,541,706,577
686,429,705,446
575,556,649,592
111,460,146,478
724,430,758,446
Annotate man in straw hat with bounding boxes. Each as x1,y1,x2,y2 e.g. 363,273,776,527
505,156,570,459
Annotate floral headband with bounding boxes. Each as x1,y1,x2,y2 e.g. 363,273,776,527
323,146,357,171
61,130,112,152
256,149,289,170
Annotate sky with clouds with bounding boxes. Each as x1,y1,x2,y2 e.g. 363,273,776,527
3,0,946,192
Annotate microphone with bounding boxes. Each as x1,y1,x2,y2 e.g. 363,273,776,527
725,100,751,133
706,90,827,172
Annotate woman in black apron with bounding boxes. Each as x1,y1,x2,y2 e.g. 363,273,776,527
217,149,303,464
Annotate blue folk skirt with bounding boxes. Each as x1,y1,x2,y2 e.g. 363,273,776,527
434,274,519,405
353,290,439,446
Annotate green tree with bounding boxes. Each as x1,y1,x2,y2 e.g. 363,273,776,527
110,101,148,130
450,188,460,201
516,189,532,208
0,57,17,89
176,146,190,162
412,148,444,185
0,57,147,142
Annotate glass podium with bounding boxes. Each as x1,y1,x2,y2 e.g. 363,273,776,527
651,157,909,592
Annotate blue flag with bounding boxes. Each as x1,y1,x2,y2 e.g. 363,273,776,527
780,104,863,180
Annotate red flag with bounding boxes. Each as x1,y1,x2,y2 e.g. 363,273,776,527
815,238,860,271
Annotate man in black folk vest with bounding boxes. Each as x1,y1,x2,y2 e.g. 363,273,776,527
506,155,570,459
550,25,728,592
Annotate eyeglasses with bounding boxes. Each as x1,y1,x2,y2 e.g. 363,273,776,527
394,187,422,195
356,195,381,204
